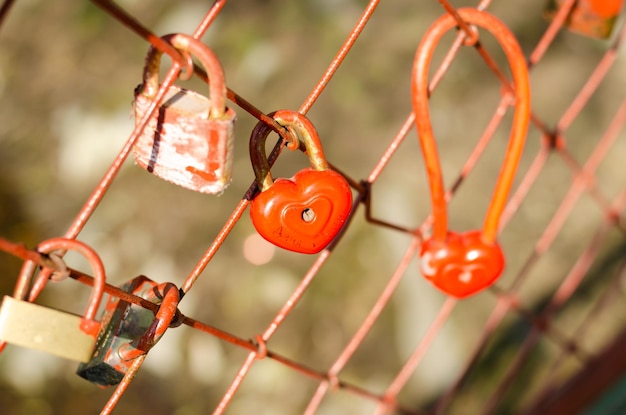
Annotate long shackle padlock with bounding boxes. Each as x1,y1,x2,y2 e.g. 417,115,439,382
134,33,236,194
249,110,353,254
412,9,531,298
0,238,106,362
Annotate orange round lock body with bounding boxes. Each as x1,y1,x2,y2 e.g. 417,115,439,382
249,110,353,254
134,33,236,194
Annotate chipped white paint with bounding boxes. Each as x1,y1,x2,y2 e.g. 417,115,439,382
134,86,236,194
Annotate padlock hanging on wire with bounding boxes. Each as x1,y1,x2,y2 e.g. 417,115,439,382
248,110,353,254
544,0,625,39
412,9,531,298
0,238,106,362
77,275,179,387
134,33,237,194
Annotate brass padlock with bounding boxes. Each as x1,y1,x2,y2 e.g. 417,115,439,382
545,0,625,39
133,33,237,194
0,238,106,363
77,276,179,387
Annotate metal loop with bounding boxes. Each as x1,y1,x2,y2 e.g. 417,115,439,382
249,110,329,192
44,239,106,322
118,282,180,361
48,251,70,282
254,335,267,360
178,48,195,81
137,33,227,119
412,8,531,244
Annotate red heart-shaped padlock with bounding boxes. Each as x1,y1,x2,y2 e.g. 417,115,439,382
250,168,352,254
248,110,353,254
419,231,504,298
412,9,531,298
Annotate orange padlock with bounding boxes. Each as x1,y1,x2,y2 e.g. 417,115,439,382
545,0,625,39
249,110,353,254
134,33,237,194
0,238,106,362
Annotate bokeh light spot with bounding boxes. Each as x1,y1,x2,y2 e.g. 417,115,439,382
243,233,276,265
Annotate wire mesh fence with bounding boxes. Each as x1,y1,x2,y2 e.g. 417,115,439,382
0,0,625,414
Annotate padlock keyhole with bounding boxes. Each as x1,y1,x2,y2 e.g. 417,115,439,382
302,208,316,223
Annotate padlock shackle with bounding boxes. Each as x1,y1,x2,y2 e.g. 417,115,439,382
119,282,180,361
138,33,227,120
412,8,531,244
14,238,106,322
250,110,330,192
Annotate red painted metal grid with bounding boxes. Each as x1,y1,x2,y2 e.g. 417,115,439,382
0,0,625,414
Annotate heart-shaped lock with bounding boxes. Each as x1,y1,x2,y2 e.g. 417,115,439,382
420,231,504,298
412,9,531,298
249,110,352,254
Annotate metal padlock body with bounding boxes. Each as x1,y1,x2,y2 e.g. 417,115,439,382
134,87,236,194
77,276,158,386
134,33,236,194
0,296,99,362
0,238,106,363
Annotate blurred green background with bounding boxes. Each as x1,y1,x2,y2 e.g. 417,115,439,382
1,0,626,414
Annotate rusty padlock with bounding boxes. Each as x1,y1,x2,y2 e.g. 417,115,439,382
134,33,237,194
0,238,106,362
545,0,625,39
77,276,179,387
